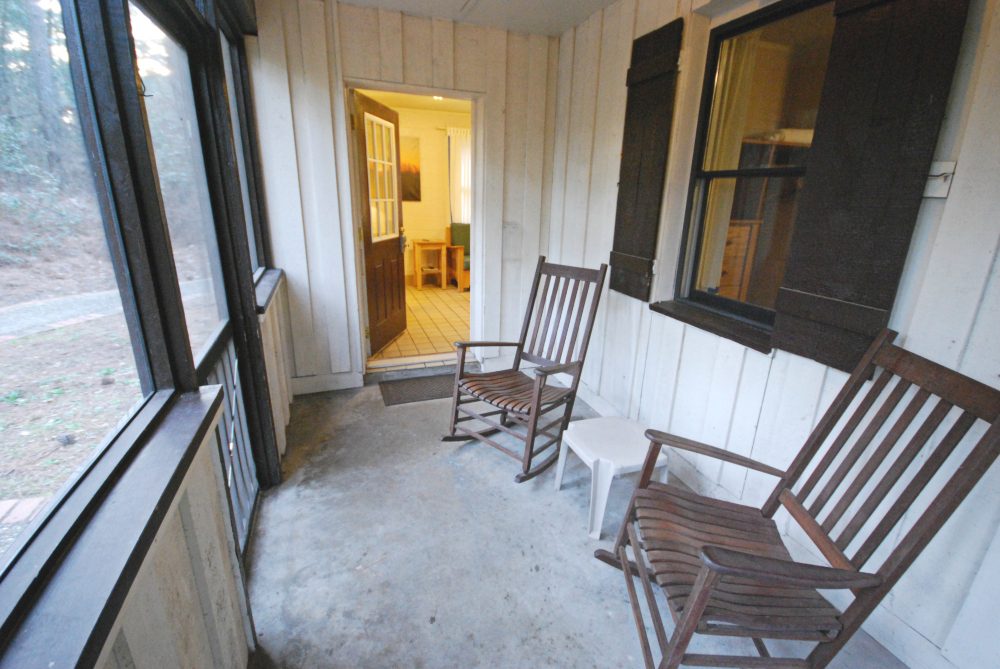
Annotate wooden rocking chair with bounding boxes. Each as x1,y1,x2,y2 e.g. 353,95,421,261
598,329,1000,668
444,256,607,482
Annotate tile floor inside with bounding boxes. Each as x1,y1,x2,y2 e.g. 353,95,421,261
369,285,470,362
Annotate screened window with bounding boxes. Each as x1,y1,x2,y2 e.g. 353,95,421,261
685,2,835,322
0,0,148,557
220,32,261,276
131,3,229,359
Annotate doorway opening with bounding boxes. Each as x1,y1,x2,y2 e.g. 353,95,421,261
350,89,473,372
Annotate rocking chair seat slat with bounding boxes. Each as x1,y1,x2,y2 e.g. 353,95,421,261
634,486,843,639
459,369,572,414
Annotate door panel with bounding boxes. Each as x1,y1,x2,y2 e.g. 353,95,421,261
353,92,406,355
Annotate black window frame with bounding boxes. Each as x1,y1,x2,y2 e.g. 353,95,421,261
217,9,273,281
664,0,832,344
0,0,276,660
655,0,969,367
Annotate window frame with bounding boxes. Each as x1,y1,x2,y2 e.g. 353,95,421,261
662,0,833,345
218,10,273,280
0,0,275,656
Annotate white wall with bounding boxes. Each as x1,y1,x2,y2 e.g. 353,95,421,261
259,275,293,457
544,0,1000,667
95,407,253,669
248,0,999,664
248,0,555,388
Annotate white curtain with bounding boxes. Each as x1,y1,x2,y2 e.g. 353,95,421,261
447,127,472,224
696,33,760,291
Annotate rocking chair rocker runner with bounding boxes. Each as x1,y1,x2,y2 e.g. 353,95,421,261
599,329,1000,669
445,256,607,482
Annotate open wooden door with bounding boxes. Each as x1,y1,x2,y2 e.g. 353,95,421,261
353,92,406,355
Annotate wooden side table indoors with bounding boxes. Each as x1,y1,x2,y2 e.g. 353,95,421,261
413,240,447,289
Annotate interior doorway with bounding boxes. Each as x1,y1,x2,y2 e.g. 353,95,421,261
350,89,473,372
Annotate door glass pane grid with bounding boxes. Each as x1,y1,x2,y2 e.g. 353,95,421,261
0,0,148,558
364,112,399,242
208,340,256,550
130,3,229,358
219,33,259,273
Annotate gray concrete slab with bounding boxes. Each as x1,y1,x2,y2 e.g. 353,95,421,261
247,385,907,669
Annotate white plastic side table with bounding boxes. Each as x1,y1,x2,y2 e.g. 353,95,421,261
554,417,668,539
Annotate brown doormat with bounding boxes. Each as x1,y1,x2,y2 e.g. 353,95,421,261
379,374,454,406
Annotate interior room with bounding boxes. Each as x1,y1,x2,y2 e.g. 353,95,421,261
354,89,474,370
1,0,999,668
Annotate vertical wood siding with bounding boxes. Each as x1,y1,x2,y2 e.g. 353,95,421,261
249,0,557,392
259,276,294,457
546,0,1000,667
247,0,998,665
95,417,252,669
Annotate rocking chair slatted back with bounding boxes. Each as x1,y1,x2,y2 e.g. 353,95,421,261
447,256,607,482
516,258,606,371
605,328,999,668
758,331,1000,656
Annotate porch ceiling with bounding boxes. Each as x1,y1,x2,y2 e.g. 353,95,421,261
338,0,617,36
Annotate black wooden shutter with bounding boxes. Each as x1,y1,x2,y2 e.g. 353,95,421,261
609,19,683,301
772,0,969,371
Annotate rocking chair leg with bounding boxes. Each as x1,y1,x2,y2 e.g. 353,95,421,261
447,391,462,438
518,408,541,479
662,566,719,669
513,449,560,483
447,348,467,437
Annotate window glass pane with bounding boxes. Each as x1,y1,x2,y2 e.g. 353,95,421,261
364,113,399,242
702,3,834,171
0,0,147,556
694,175,804,309
131,3,228,358
220,34,259,273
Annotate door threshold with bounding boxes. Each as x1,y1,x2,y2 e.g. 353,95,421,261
366,351,457,371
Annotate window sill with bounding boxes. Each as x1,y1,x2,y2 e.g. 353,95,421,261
0,387,223,667
649,299,773,354
254,268,284,314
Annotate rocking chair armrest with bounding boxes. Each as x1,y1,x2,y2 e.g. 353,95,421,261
700,546,882,590
453,340,521,349
534,361,581,377
644,429,785,478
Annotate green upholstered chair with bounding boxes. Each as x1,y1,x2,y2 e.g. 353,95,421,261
447,222,470,290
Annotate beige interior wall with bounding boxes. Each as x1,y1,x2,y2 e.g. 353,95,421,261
390,107,471,277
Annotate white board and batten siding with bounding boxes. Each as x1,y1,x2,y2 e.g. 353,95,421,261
248,0,558,392
95,407,254,669
546,0,1000,667
259,274,294,457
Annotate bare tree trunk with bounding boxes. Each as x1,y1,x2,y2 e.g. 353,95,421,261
25,0,66,183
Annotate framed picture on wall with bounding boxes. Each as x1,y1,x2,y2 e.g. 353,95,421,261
400,136,421,201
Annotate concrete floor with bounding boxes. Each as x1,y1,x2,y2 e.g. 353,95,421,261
247,383,908,668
